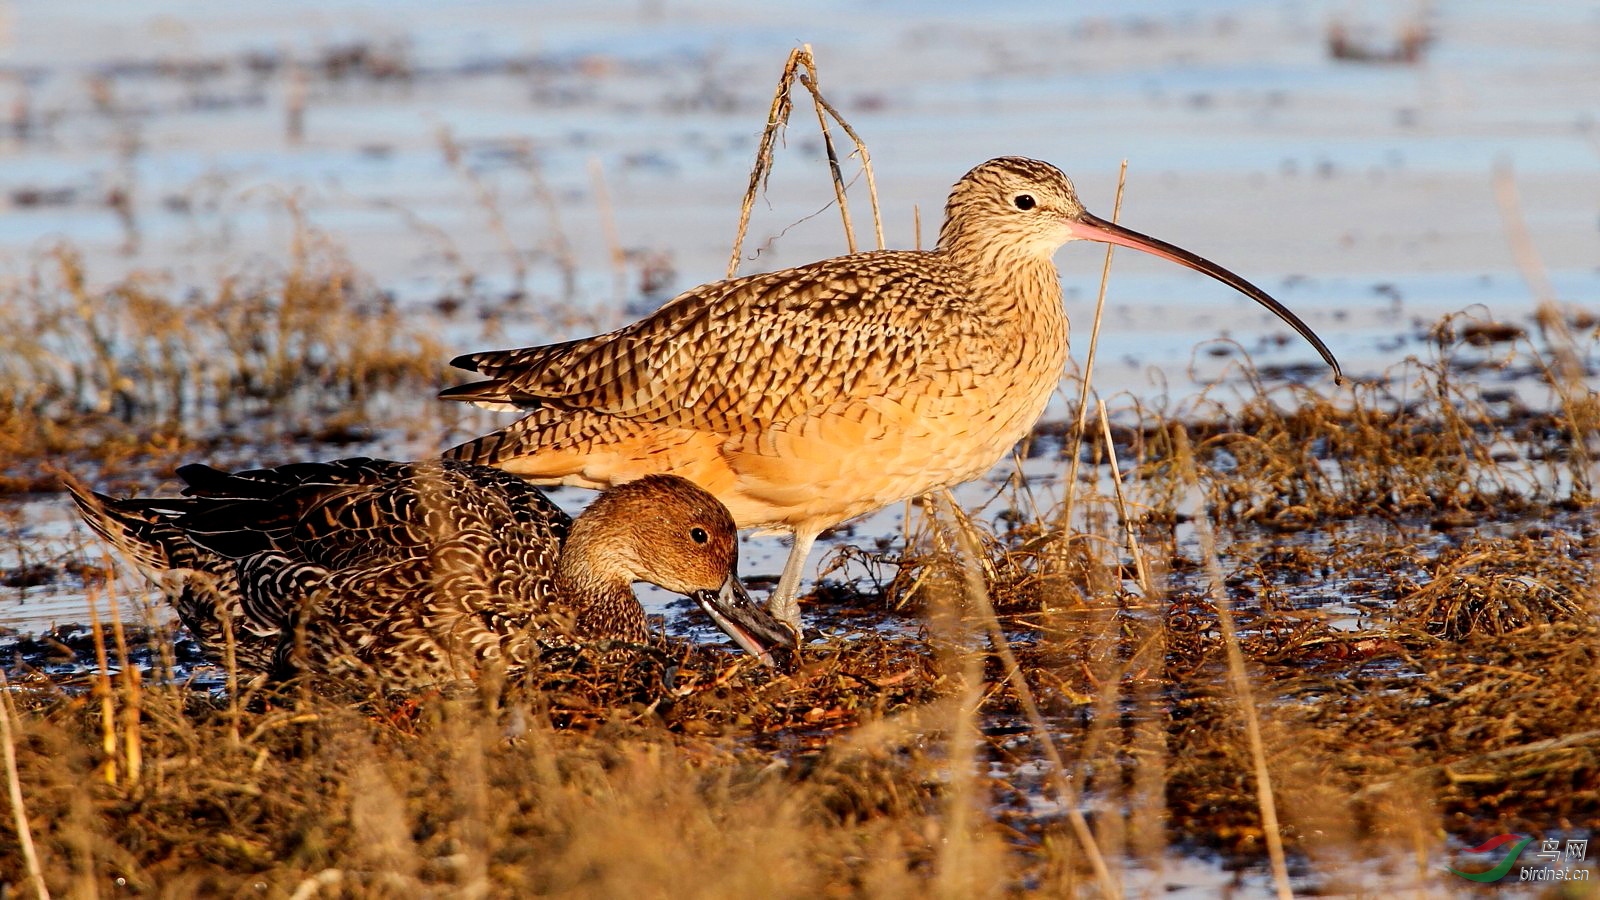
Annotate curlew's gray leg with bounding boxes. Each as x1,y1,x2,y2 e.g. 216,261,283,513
767,527,818,633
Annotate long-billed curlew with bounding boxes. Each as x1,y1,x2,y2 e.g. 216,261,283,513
441,157,1341,631
69,460,796,684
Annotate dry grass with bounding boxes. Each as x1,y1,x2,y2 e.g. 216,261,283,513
5,303,1598,894
859,314,1600,881
0,634,967,897
4,52,1600,894
0,220,451,493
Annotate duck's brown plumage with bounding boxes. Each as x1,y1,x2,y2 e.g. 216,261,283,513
69,459,794,685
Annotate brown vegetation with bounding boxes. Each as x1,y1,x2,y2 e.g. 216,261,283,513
2,296,1595,894
2,56,1597,892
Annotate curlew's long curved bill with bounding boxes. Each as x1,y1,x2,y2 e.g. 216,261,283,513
1068,211,1343,383
692,575,799,670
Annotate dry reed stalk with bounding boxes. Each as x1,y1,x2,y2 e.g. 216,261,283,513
1071,398,1165,889
727,47,882,278
516,148,580,301
1126,617,1169,876
220,604,242,749
727,48,799,279
587,156,628,304
926,523,987,899
86,587,118,786
1173,427,1293,899
794,45,884,251
447,703,491,898
437,126,528,290
107,597,142,785
1097,399,1152,593
1491,160,1595,495
65,773,100,900
242,712,323,747
1060,162,1129,531
796,46,856,255
0,669,52,900
939,493,1121,899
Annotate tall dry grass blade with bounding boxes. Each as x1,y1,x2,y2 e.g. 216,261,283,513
437,126,527,291
923,510,988,899
0,669,52,900
108,598,142,785
220,603,242,749
1060,162,1129,531
65,768,100,900
588,156,629,304
1491,159,1594,496
516,149,580,302
1127,622,1169,879
727,48,800,279
447,702,491,899
794,47,884,251
1491,160,1562,329
86,587,118,786
1173,428,1293,899
938,492,1122,899
796,47,855,255
1097,399,1152,593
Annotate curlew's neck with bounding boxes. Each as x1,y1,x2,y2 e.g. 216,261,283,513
937,219,1063,301
935,214,1069,382
936,229,1065,325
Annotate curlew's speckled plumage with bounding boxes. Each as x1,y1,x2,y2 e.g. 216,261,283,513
69,459,795,686
442,157,1342,629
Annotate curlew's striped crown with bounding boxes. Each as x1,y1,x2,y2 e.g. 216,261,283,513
936,157,1087,265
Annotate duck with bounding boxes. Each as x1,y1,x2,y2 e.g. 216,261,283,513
68,458,796,685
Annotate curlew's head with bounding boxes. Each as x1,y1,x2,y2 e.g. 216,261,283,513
939,156,1342,382
567,474,797,667
939,156,1093,260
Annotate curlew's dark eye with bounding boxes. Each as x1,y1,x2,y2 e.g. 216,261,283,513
690,527,709,544
1013,194,1036,211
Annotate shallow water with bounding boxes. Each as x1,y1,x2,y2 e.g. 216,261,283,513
3,1,1597,377
3,3,1598,893
3,2,1594,431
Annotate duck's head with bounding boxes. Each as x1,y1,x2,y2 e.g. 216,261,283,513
571,475,798,669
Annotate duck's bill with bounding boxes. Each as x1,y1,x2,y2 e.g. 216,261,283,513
1068,211,1343,384
692,576,799,670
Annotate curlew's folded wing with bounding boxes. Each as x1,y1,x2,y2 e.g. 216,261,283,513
441,250,992,432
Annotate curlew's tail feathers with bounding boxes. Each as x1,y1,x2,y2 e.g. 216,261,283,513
439,340,595,412
442,415,561,476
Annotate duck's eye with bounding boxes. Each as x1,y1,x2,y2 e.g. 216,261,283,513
1013,194,1036,211
690,527,709,544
